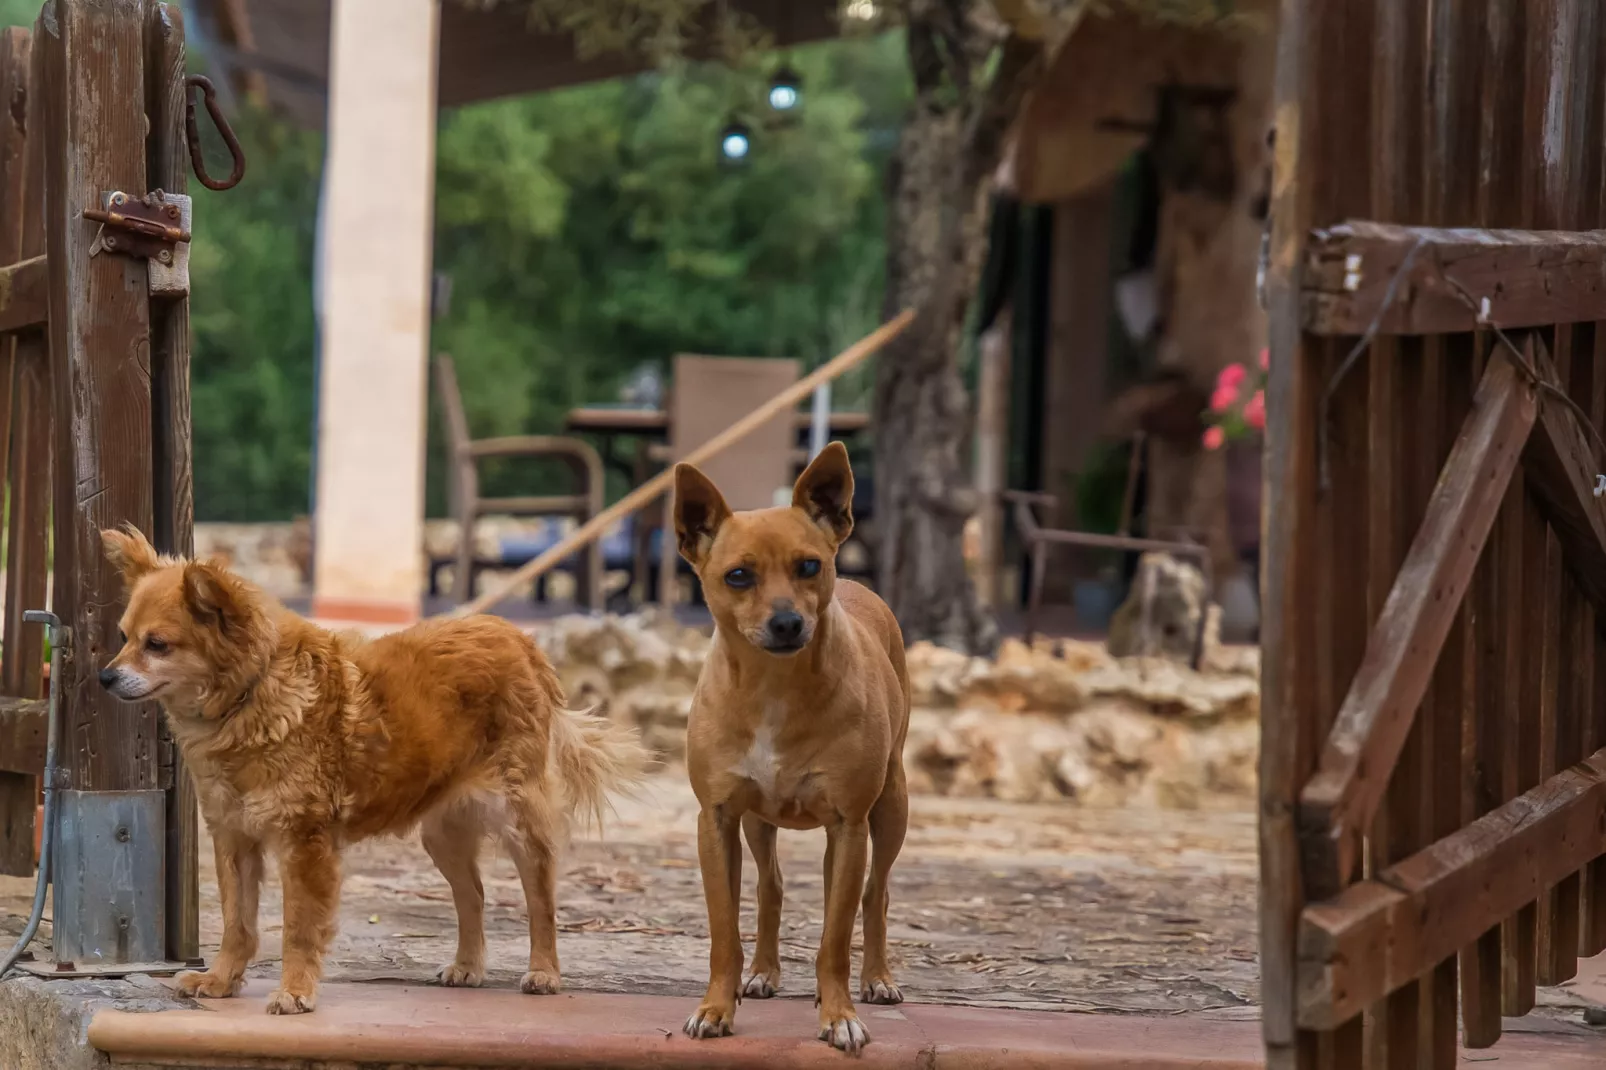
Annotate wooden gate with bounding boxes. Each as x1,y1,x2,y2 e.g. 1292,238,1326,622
0,0,215,964
1263,0,1606,1066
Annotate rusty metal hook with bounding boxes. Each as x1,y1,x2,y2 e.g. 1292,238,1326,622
184,75,246,191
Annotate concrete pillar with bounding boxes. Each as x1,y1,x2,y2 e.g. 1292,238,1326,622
311,0,440,624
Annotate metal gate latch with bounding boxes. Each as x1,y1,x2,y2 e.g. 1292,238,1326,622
83,189,192,297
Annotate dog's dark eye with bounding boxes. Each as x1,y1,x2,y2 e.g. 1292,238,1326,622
118,630,127,645
724,567,755,590
796,558,822,579
145,636,169,654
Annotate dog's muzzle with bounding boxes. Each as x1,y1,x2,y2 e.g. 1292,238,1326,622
98,667,157,701
761,610,809,654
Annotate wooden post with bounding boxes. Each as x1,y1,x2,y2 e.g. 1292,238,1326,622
146,0,199,965
0,25,42,879
42,0,164,965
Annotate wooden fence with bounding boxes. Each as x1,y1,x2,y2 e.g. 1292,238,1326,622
1263,0,1606,1066
0,0,200,964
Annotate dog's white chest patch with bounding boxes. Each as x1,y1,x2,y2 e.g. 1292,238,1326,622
730,704,785,799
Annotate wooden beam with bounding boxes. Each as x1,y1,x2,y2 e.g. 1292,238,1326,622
43,0,160,794
0,696,47,775
147,0,200,967
1303,221,1606,335
0,253,47,335
1297,353,1538,898
1298,749,1606,1030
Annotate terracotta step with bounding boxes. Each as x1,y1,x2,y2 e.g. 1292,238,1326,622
86,981,1606,1070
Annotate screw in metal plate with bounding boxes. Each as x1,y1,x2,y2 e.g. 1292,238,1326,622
158,249,172,264
115,826,130,843
103,235,117,250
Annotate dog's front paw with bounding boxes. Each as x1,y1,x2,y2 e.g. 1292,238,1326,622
860,974,903,1005
742,967,780,999
265,987,317,1015
174,969,242,999
684,1001,736,1039
519,969,560,995
435,960,485,988
818,1009,870,1053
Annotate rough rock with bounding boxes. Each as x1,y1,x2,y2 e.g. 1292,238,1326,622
531,613,1260,811
1106,551,1206,662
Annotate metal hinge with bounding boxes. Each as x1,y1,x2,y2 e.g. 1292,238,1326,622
82,189,192,297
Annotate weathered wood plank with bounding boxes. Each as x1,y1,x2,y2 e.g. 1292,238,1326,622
146,0,198,965
0,253,47,335
1422,1,1484,1059
1297,354,1537,897
0,23,38,881
0,696,47,775
1460,0,1529,1045
1523,0,1575,1000
1298,748,1606,1031
1586,0,1606,960
1259,0,1362,1060
1369,1,1431,1060
1303,222,1606,336
43,0,159,794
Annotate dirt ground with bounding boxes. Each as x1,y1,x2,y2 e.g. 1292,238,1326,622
5,773,1601,1030
215,772,1263,1016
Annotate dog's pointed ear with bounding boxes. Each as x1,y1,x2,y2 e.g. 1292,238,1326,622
673,463,732,566
182,561,245,633
101,525,160,590
792,442,854,545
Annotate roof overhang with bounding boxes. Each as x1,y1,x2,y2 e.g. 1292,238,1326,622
186,0,844,128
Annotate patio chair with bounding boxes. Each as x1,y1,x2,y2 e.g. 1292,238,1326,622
431,353,605,609
1004,487,1210,668
645,355,802,605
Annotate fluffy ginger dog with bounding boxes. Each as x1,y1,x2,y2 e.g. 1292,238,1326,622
98,526,648,1015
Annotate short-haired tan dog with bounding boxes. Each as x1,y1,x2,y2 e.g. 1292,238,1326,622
673,443,911,1053
97,526,647,1015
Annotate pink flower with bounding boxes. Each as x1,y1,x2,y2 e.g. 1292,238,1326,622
1258,347,1270,371
1243,390,1265,431
1218,363,1248,392
1210,383,1241,412
1202,426,1226,450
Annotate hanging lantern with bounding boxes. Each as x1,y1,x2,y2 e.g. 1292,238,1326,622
768,63,802,112
719,119,752,162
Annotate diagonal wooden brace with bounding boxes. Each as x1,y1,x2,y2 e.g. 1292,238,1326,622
1299,351,1539,899
1519,336,1606,616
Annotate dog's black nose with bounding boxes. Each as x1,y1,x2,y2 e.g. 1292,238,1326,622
97,668,118,690
767,611,804,645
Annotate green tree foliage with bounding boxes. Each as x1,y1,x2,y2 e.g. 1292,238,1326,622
430,36,907,509
0,4,907,521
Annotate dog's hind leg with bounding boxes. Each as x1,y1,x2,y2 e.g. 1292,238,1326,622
503,785,564,995
741,813,783,998
860,770,907,1005
422,801,488,987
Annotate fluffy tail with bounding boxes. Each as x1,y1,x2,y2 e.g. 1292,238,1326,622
548,702,653,834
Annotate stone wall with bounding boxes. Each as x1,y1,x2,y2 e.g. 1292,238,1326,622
532,611,1259,811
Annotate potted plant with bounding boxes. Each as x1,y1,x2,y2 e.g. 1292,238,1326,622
1202,348,1268,451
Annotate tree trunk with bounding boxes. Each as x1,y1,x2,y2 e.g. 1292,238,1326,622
874,100,1000,653
869,6,1045,653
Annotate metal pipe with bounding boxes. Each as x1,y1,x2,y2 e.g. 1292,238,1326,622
0,611,68,976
